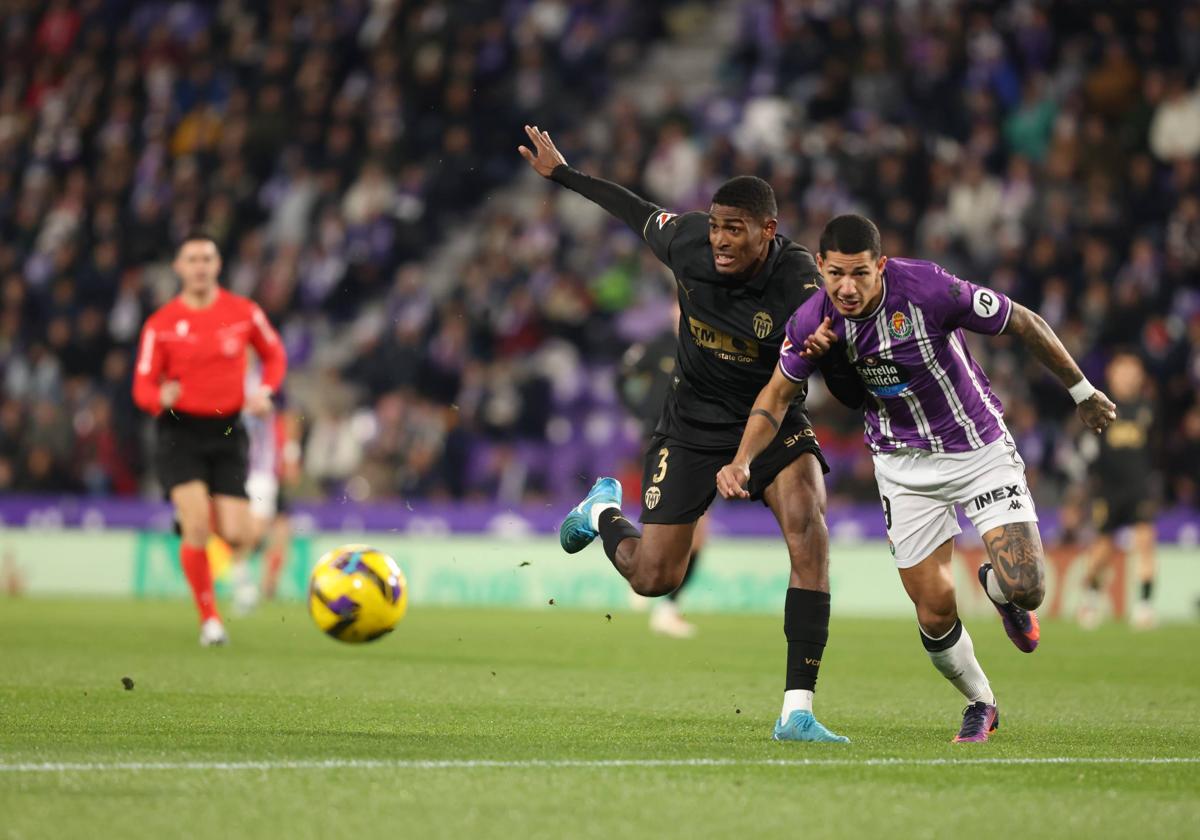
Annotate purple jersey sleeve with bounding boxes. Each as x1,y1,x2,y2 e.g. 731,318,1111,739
778,295,830,383
922,262,1013,335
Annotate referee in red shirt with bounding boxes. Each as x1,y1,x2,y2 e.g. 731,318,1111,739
133,233,287,646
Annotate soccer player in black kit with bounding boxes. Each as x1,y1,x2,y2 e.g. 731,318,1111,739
520,125,865,742
1077,352,1159,629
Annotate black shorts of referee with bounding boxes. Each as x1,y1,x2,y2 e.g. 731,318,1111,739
156,411,249,499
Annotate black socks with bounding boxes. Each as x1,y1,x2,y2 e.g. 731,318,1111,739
784,588,830,692
598,507,640,562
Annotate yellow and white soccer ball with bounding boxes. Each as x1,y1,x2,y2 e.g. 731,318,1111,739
307,544,408,643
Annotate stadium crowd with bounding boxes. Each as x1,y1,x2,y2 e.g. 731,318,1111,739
1,1,1198,514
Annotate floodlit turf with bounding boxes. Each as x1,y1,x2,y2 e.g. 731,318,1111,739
2,599,1198,839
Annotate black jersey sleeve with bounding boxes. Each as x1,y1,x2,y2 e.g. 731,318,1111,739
816,348,867,410
550,164,682,265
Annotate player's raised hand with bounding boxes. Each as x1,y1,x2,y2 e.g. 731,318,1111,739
801,317,838,359
1079,390,1118,435
716,462,751,500
518,125,567,177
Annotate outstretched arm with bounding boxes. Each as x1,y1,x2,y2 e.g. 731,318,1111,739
519,124,660,236
716,367,806,499
1003,303,1116,434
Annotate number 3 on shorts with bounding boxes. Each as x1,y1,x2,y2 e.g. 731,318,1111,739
652,447,669,483
881,495,892,530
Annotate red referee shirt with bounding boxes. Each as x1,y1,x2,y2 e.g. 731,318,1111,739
133,289,287,417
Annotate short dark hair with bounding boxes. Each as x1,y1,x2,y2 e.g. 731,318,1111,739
711,176,777,220
819,214,881,258
175,231,219,256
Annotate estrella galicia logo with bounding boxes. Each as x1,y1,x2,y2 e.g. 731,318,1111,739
888,311,913,340
855,355,911,397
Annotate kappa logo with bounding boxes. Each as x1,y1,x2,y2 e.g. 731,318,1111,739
752,311,773,340
971,484,1025,511
644,486,661,510
655,211,677,230
175,320,189,336
888,311,913,340
1008,499,1023,511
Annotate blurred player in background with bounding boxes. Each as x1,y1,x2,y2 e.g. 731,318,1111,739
1077,352,1159,630
243,367,302,604
133,233,287,646
521,125,866,743
617,306,703,639
723,215,1116,743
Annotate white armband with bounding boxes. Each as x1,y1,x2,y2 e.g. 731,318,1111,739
1068,377,1096,404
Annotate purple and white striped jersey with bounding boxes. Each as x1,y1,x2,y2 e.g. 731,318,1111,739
779,258,1012,453
244,365,277,475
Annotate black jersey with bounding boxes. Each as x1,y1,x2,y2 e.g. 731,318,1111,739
645,211,833,447
1092,398,1155,496
550,165,864,451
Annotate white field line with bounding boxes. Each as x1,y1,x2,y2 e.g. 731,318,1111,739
1,757,1198,773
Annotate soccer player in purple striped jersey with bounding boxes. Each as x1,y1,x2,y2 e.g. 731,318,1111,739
717,215,1118,743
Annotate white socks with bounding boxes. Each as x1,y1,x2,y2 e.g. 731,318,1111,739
781,689,814,718
590,502,619,532
984,567,1009,605
922,622,994,705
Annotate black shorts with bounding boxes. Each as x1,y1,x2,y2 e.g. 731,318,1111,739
1093,495,1155,535
156,412,249,498
639,422,828,525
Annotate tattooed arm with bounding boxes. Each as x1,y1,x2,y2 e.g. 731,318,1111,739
1003,303,1117,434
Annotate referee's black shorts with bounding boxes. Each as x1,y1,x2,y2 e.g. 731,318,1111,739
638,420,828,525
156,412,249,498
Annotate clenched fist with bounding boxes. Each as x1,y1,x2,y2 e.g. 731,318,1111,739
716,461,751,500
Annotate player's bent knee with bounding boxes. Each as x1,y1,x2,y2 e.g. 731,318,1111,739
916,604,957,637
629,566,685,598
914,589,957,636
783,513,828,557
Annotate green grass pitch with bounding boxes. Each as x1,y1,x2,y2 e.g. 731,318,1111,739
2,598,1198,839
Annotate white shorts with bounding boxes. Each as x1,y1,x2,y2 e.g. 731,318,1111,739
246,471,279,520
872,435,1038,569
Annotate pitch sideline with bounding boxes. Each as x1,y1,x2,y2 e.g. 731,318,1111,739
2,757,1198,773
